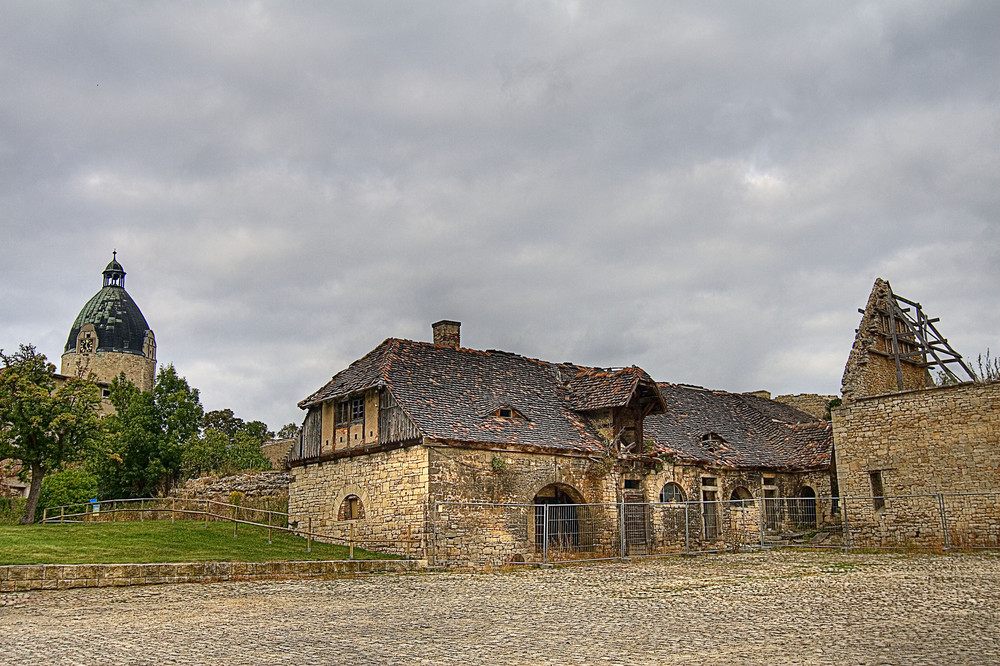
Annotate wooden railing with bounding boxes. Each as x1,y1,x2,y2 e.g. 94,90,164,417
40,497,420,559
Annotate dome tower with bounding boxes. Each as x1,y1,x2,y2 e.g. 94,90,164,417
60,253,156,391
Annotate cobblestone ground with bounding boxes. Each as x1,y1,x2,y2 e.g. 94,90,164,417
2,550,999,665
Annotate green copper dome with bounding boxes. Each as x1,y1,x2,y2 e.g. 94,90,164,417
64,254,153,356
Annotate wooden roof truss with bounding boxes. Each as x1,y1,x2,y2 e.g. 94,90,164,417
865,285,976,388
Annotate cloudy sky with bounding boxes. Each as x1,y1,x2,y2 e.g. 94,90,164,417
2,1,997,431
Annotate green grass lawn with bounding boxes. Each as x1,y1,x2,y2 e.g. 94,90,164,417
0,520,398,565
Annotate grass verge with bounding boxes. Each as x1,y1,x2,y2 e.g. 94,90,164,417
0,520,398,565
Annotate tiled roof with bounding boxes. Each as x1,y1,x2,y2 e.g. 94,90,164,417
563,365,656,411
645,383,831,470
299,340,831,469
300,339,616,454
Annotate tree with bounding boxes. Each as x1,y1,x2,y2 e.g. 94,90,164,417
0,345,102,523
100,365,203,498
183,408,272,478
277,423,301,439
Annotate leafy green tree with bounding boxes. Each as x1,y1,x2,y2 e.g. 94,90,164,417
180,428,229,479
0,345,102,523
187,409,271,478
276,423,301,439
100,365,203,497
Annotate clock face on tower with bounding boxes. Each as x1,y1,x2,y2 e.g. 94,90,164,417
78,338,95,353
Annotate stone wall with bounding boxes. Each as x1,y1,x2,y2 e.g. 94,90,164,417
0,559,421,592
289,443,838,564
773,394,837,420
833,381,1000,497
287,446,428,557
261,439,295,469
428,447,620,564
832,381,1000,547
174,471,291,507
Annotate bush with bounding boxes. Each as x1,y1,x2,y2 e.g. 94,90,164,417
0,497,28,525
35,469,100,520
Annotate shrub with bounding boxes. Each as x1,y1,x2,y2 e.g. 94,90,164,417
35,469,100,520
0,497,28,525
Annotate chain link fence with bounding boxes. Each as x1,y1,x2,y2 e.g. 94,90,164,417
431,492,1000,566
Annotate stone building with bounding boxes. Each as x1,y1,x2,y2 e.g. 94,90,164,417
832,279,998,546
287,321,832,562
60,253,156,392
2,255,152,497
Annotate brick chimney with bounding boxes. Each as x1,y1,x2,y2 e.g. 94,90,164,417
432,320,461,348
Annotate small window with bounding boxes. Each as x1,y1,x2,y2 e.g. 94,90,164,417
659,482,685,503
701,477,717,487
351,397,365,422
497,408,513,418
624,479,641,490
338,494,365,521
762,476,776,487
335,401,350,427
870,471,885,511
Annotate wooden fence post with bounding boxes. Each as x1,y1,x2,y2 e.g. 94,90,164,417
60,506,65,523
349,523,355,560
406,524,412,560
307,516,312,553
42,507,48,523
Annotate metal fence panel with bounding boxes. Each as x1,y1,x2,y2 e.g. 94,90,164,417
433,493,1000,565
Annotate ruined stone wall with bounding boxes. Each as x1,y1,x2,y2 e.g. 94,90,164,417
773,394,837,420
287,445,429,557
841,278,929,403
261,438,295,469
60,350,155,392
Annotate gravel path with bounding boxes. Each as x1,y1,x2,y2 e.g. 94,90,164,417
2,550,998,665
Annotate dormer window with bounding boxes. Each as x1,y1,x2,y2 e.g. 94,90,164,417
700,433,725,451
487,406,526,421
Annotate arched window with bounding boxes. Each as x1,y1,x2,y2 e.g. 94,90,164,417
729,486,753,507
338,494,365,521
659,482,685,503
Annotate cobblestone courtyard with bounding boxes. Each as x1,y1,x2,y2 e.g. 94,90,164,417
2,550,999,665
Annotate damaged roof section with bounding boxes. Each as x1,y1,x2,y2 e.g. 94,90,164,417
645,384,831,471
561,365,665,413
300,338,662,454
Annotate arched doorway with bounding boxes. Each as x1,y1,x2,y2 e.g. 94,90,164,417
533,484,583,553
798,486,817,527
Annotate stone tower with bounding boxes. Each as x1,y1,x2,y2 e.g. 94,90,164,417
60,253,157,391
